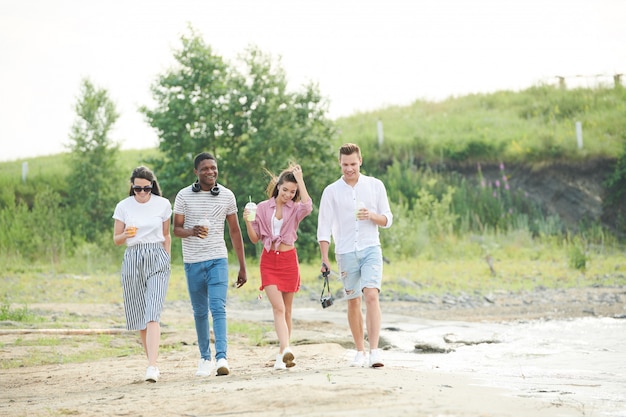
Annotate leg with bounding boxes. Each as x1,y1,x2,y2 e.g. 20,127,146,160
184,262,211,360
144,321,161,366
143,246,169,367
347,297,365,352
337,251,365,352
359,246,384,368
265,285,289,352
363,288,381,350
283,291,295,339
207,258,229,361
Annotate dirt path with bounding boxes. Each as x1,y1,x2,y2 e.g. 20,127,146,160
1,286,624,417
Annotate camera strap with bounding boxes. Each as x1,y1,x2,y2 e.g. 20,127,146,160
319,270,331,301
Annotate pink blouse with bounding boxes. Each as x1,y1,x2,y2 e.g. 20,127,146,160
250,197,313,252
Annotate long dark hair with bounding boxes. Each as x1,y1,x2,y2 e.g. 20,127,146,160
128,166,162,196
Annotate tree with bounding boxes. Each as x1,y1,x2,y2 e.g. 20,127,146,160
141,27,337,260
66,78,121,242
140,26,236,195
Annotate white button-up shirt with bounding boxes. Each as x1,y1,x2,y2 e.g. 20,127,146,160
317,174,393,255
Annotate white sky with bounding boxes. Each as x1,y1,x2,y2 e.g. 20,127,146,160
0,0,624,162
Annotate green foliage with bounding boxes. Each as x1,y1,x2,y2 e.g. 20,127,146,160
140,27,337,261
66,78,122,241
0,303,39,322
140,27,234,195
379,159,558,260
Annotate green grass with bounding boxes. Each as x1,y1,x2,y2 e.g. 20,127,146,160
1,333,144,369
335,85,625,165
0,302,42,322
3,235,624,307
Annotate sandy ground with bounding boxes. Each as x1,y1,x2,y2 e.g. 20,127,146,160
1,286,624,417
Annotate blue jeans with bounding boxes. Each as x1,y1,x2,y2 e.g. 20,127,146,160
184,258,229,361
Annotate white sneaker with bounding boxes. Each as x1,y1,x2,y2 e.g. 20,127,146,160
216,358,230,376
274,354,287,370
350,351,367,367
145,366,160,382
281,347,295,368
195,359,214,377
369,349,384,368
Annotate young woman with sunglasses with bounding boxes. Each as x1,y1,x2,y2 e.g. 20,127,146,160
112,166,172,382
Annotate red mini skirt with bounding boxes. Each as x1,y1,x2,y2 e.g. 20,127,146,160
259,248,300,293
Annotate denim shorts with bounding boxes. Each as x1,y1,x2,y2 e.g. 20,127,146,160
336,245,383,300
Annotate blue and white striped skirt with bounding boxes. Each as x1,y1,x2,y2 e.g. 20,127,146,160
121,242,170,331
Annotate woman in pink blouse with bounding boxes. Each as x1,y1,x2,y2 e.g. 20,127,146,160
243,164,312,370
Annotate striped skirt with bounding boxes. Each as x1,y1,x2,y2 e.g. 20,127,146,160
121,243,170,330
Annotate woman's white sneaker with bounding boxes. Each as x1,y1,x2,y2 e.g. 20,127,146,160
281,347,295,368
350,351,367,367
145,366,160,382
274,354,287,370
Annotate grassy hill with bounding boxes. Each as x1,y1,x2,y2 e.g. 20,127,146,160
334,84,625,167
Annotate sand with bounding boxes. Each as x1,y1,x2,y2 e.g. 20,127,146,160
2,287,624,417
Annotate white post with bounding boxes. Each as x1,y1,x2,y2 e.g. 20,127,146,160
22,162,28,183
576,121,583,149
377,120,384,146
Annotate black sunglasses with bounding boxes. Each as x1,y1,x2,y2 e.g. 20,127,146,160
132,186,153,193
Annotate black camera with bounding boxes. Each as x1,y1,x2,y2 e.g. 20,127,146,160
320,269,334,308
321,294,334,309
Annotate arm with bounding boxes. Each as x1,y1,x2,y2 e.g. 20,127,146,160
319,240,331,273
173,213,205,238
243,209,260,244
317,187,333,272
113,219,131,246
357,180,393,227
226,212,247,288
292,165,311,204
358,210,389,227
162,218,171,256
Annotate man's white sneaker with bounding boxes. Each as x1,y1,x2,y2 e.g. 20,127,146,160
369,349,384,368
216,358,230,376
350,351,367,367
195,359,214,377
274,354,287,370
281,347,295,368
145,366,160,382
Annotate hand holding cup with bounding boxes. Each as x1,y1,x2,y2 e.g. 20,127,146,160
245,199,257,222
125,219,137,238
355,201,367,220
197,218,210,239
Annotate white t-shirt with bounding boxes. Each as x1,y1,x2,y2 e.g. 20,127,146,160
173,184,238,263
112,195,172,246
317,174,393,255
